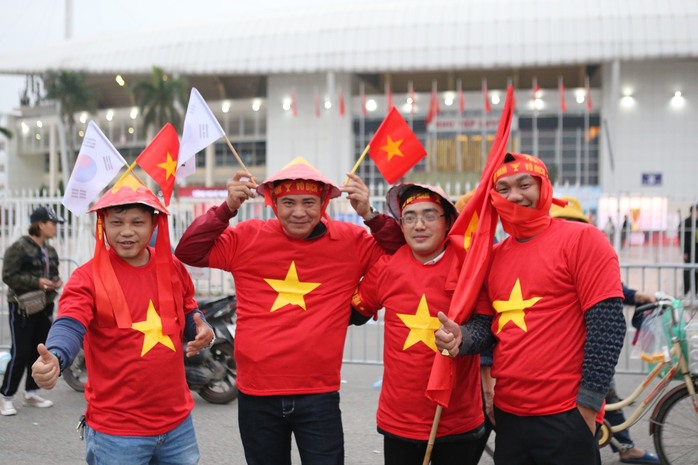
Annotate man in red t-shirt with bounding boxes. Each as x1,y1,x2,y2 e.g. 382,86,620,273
351,183,484,465
31,176,213,464
174,157,385,465
436,153,626,465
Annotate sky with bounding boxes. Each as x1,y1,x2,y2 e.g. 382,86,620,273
0,0,367,115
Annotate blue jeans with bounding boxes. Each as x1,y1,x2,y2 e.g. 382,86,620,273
238,391,344,465
85,414,200,465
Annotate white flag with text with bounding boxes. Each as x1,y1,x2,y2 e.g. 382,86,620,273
177,88,226,180
62,121,128,216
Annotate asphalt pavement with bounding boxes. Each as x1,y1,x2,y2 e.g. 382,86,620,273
0,363,662,464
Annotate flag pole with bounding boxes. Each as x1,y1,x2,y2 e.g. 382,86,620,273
422,405,443,465
343,144,370,185
223,135,250,173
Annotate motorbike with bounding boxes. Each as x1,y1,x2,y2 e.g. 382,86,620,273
63,295,238,404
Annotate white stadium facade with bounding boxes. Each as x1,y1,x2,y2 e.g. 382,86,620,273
0,0,697,220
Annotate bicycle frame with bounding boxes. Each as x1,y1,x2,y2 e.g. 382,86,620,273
598,299,698,448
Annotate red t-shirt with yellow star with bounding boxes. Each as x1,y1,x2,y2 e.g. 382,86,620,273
57,248,198,435
353,245,483,440
180,208,384,395
475,219,622,417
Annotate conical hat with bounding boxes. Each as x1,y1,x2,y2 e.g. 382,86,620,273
386,183,457,220
256,157,340,199
90,174,168,214
550,196,590,223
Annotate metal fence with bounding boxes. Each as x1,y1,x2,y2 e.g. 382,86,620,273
1,192,697,375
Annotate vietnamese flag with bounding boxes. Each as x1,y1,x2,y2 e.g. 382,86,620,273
425,86,515,408
425,80,440,125
559,76,568,113
482,78,491,114
368,107,426,184
135,123,179,206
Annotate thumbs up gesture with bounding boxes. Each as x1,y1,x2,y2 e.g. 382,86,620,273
186,312,215,357
31,344,60,390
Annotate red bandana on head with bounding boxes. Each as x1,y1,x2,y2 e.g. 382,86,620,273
490,153,565,239
256,157,340,219
400,192,441,213
89,174,182,335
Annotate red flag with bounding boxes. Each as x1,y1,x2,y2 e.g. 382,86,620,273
338,87,345,117
314,88,321,118
385,81,393,114
558,76,568,113
585,75,592,111
532,77,540,101
291,89,298,117
425,86,516,408
408,81,415,115
368,107,426,184
360,82,367,117
482,78,491,114
425,80,440,125
135,123,179,206
457,79,465,116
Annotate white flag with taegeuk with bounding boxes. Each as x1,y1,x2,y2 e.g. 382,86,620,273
62,121,127,216
177,87,226,181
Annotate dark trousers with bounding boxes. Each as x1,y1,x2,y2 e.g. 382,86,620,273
683,267,697,295
1,302,53,397
493,407,601,465
383,434,481,465
238,390,344,465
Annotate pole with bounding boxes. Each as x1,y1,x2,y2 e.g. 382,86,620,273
223,135,249,172
422,405,443,465
343,144,370,184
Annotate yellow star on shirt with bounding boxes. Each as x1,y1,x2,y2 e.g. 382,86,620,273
131,300,176,356
396,294,442,352
379,135,405,161
264,261,321,312
157,151,178,180
492,279,541,334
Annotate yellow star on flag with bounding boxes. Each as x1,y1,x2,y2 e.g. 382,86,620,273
492,279,541,333
463,211,479,251
264,261,321,312
157,151,178,180
396,294,442,352
379,135,405,161
131,300,176,356
111,173,142,193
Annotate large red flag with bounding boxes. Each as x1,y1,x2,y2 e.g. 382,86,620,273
457,79,465,116
558,76,568,113
585,75,592,111
135,123,179,206
338,87,346,117
368,107,426,184
425,86,515,407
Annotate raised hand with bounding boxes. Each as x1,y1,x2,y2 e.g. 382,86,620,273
341,173,373,220
31,344,60,390
434,312,463,357
225,171,258,213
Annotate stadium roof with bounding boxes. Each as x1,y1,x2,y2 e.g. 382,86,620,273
0,0,696,76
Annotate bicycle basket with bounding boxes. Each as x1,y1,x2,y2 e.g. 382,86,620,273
648,299,689,380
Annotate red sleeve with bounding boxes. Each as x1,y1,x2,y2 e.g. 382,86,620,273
352,255,391,316
56,264,97,328
569,227,623,311
474,284,494,317
366,213,405,255
174,202,235,267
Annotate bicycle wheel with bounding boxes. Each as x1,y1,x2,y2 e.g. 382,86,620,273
652,377,698,465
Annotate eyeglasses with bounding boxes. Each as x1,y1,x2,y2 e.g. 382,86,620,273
400,213,445,225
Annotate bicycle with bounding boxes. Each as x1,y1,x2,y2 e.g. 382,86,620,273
597,295,698,465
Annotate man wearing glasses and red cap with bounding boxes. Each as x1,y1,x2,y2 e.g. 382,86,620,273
350,183,485,465
175,157,385,465
436,153,626,465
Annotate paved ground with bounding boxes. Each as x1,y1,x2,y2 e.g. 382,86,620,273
0,363,662,464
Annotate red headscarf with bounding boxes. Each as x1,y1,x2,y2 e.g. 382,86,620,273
490,153,565,239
